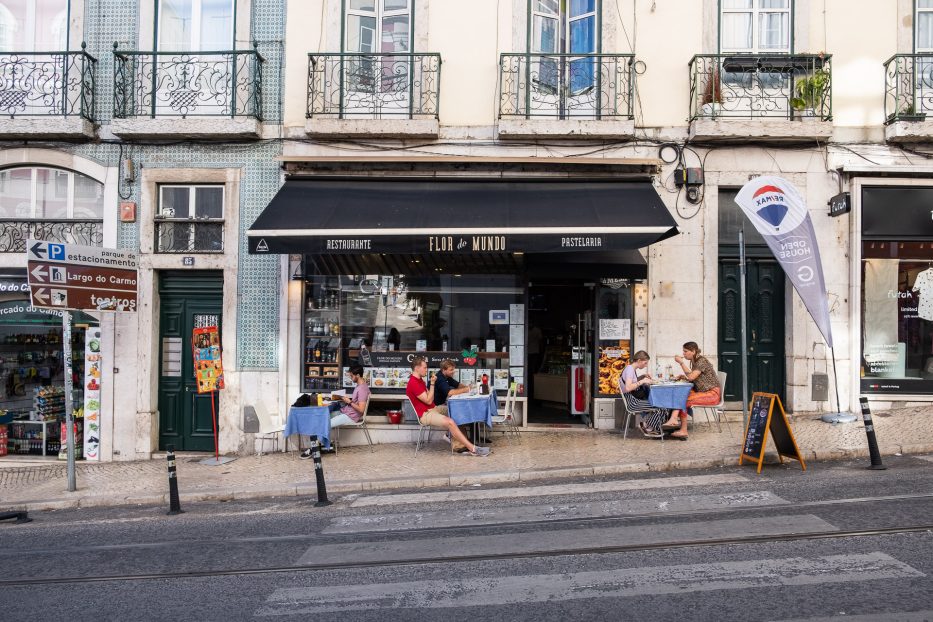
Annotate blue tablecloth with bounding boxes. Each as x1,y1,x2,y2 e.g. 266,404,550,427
285,406,331,449
446,392,496,427
647,383,693,410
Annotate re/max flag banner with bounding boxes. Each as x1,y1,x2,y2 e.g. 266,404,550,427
735,176,833,348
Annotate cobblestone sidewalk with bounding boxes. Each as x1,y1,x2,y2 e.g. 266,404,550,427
1,408,931,512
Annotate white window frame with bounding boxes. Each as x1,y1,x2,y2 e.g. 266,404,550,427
157,0,234,51
0,166,103,220
344,0,411,54
530,0,598,55
0,0,69,52
917,0,933,52
156,184,225,253
720,0,791,54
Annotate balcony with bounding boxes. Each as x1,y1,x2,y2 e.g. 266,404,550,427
155,217,224,253
0,47,97,140
305,53,441,138
0,220,103,253
688,54,833,143
111,45,264,140
498,53,636,139
883,54,933,143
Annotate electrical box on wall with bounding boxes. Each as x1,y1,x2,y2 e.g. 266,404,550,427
674,168,704,187
811,373,829,402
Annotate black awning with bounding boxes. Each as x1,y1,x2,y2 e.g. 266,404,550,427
248,178,678,255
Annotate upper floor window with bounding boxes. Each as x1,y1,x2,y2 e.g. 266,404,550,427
720,0,790,53
0,166,103,220
156,185,224,253
344,0,410,53
530,0,597,55
0,0,68,52
918,0,933,52
157,0,234,51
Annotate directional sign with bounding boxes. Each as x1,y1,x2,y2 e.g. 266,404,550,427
27,240,138,313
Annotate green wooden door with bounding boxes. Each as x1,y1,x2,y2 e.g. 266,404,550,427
718,259,785,402
158,271,224,451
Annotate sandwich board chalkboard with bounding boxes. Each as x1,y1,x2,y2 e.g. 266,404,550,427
739,392,806,473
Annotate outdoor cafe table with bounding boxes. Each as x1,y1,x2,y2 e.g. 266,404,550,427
285,406,332,451
647,382,693,411
447,391,497,443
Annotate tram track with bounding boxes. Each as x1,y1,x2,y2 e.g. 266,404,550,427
1,523,931,588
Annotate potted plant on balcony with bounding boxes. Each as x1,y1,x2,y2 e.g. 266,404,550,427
791,67,830,119
898,102,927,122
700,66,723,117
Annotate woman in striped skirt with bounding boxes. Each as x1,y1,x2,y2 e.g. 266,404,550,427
620,350,668,438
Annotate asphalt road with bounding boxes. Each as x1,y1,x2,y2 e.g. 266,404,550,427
1,455,932,621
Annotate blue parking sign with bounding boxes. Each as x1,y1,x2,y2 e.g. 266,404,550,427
48,243,65,260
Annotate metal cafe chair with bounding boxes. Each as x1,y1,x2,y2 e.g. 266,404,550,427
409,398,454,454
690,371,731,434
332,397,374,453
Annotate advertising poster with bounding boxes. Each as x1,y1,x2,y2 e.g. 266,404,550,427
192,326,224,393
83,327,102,460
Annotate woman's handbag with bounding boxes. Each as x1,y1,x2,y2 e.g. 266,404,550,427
630,384,650,400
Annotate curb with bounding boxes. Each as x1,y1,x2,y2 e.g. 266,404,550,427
4,444,931,513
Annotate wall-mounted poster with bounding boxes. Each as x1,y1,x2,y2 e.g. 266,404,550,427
598,318,631,340
192,326,224,393
83,327,102,461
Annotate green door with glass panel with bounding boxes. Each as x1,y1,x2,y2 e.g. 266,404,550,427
157,271,223,451
718,259,785,402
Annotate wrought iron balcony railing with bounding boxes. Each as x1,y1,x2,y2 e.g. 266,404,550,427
883,54,933,124
113,45,264,119
689,53,832,121
0,220,103,252
155,218,224,253
499,53,635,119
307,53,441,119
0,46,97,120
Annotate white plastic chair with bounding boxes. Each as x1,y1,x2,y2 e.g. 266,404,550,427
332,397,374,453
254,402,284,456
691,371,730,433
618,393,664,444
491,382,521,443
410,397,452,454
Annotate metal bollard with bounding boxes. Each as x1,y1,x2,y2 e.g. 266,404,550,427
858,397,887,471
309,435,332,507
166,444,185,515
0,511,32,524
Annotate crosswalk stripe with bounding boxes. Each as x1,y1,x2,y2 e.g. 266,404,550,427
774,612,933,622
348,473,749,508
256,552,922,615
299,514,836,566
327,490,787,534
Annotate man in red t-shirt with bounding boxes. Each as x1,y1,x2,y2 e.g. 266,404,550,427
406,356,489,457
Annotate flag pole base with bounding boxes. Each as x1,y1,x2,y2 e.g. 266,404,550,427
200,456,237,466
821,412,858,424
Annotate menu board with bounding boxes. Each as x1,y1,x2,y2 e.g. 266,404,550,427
599,319,631,340
739,392,806,473
192,326,224,393
83,327,102,461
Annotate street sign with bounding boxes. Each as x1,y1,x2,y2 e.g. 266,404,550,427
26,240,138,312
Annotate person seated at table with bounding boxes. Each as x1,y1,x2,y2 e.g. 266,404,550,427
435,359,473,405
328,365,369,426
435,359,477,449
406,356,490,457
300,366,369,458
620,350,668,438
662,341,722,440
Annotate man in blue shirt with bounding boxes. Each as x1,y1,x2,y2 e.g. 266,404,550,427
435,359,472,405
435,359,476,451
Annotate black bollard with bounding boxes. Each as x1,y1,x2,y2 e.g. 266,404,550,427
166,444,185,515
0,511,32,524
309,435,332,507
858,397,887,471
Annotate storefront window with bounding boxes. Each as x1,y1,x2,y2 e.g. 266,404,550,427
861,185,933,394
303,274,525,394
0,274,98,458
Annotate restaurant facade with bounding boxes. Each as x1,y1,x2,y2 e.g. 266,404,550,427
248,160,679,432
